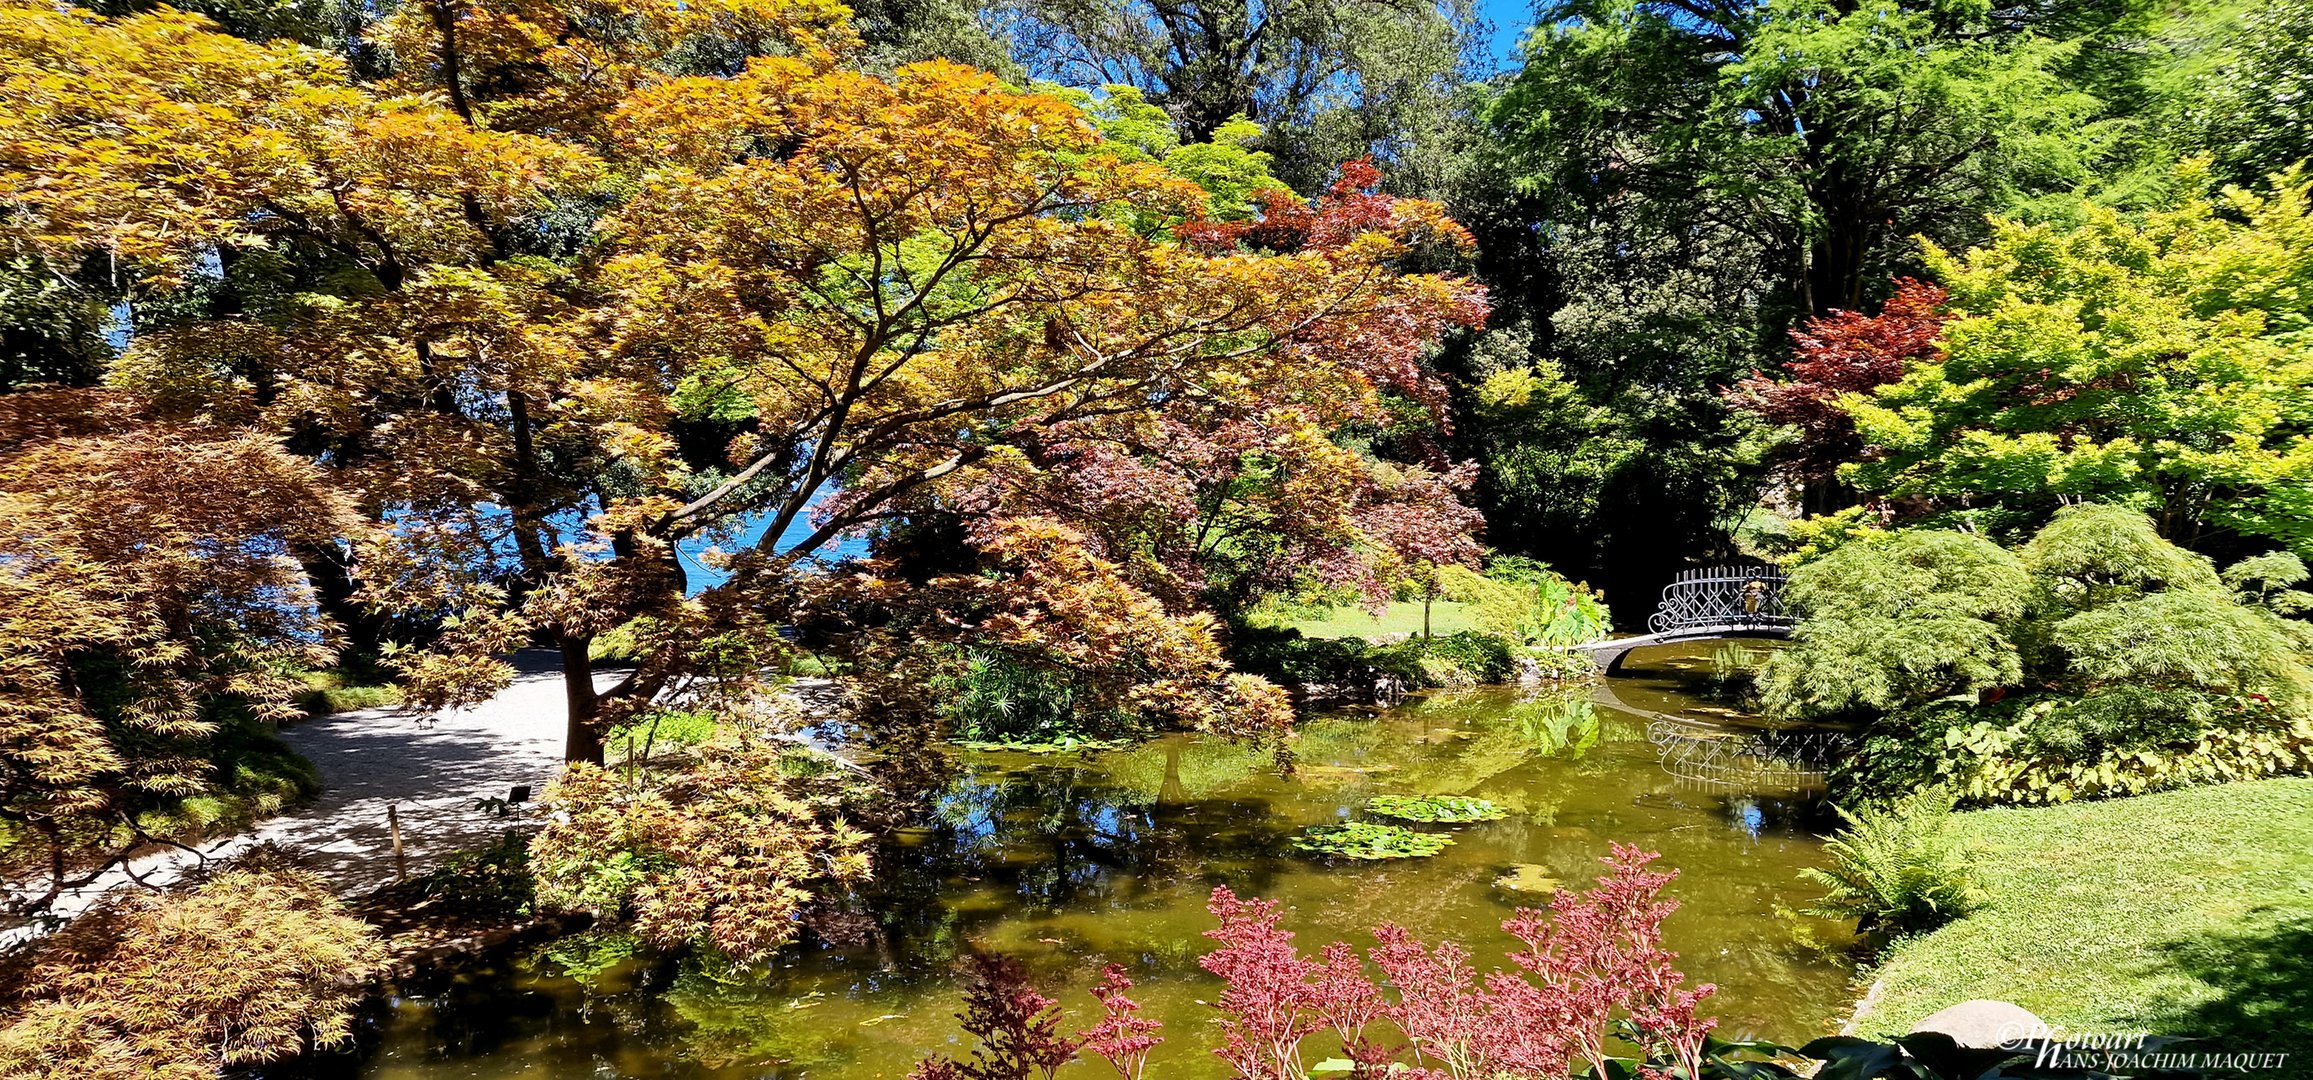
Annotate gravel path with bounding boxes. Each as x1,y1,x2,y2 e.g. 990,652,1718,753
3,651,598,948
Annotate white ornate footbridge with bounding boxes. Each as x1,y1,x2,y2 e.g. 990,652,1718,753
1574,564,1797,675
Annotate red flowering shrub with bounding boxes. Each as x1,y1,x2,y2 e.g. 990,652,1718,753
1079,964,1163,1080
1200,844,1715,1080
911,845,1723,1080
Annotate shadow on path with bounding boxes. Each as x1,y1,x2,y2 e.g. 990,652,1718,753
4,652,604,945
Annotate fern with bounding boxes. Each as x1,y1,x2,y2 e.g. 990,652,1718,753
1802,787,1981,936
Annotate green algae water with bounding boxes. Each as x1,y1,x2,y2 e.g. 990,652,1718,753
316,648,1855,1079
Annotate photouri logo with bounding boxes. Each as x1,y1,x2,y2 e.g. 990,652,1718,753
1997,1023,2291,1073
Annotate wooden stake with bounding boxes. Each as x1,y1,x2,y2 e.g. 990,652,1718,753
387,802,407,881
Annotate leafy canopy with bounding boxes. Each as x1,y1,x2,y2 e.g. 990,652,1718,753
0,0,1491,779
1843,168,2313,553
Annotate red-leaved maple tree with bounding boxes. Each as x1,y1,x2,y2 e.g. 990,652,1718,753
1725,278,1950,482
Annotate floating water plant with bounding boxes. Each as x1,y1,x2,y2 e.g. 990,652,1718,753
1365,794,1507,824
1291,821,1453,860
954,736,1128,754
1491,863,1562,895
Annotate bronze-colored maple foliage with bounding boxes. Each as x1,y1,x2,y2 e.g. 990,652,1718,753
529,731,874,963
0,0,1485,808
0,864,385,1078
0,388,358,903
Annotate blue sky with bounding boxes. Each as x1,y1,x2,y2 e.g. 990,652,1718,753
1476,0,1538,68
674,509,869,592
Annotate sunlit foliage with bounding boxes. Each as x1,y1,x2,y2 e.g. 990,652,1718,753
0,0,1489,777
1437,557,1611,648
1466,0,2185,596
1760,530,2033,718
1727,278,1951,485
2189,0,2313,185
1801,787,1981,938
988,0,1490,195
0,864,385,1078
529,731,874,964
1843,168,2313,553
911,846,1731,1080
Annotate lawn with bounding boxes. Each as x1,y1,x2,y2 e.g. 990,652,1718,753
1267,599,1481,640
1851,778,2313,1063
294,670,401,717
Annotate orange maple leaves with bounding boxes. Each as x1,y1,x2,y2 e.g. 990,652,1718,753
0,0,1490,762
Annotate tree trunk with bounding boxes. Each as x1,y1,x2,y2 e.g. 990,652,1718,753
1158,742,1186,804
1423,595,1433,640
560,633,604,765
295,538,391,672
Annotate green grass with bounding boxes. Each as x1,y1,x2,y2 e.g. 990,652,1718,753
295,670,400,717
1262,600,1481,641
1853,778,2313,1061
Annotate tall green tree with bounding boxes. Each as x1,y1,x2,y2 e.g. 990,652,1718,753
847,0,1016,74
2187,0,2313,185
1491,0,2156,320
987,0,1493,195
1454,0,2175,608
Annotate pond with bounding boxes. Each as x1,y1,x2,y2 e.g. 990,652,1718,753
303,645,1856,1079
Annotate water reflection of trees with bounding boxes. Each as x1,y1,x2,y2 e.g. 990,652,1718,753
882,761,1294,930
842,686,1840,1038
316,682,1864,1078
859,689,1657,969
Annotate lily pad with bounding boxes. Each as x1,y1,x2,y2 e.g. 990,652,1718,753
1365,794,1507,824
1291,821,1453,860
1492,863,1562,895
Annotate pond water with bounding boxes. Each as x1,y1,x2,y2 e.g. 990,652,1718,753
301,645,1856,1079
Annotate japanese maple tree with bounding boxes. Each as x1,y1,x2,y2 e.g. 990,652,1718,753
1725,278,1950,483
0,389,360,908
0,0,1490,770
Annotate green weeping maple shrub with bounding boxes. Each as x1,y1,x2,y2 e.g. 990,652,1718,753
1765,506,2313,805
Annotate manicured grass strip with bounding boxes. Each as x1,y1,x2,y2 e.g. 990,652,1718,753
1853,778,2313,1062
1272,600,1481,641
295,670,401,717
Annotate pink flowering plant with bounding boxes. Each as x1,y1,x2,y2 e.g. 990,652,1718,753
1079,964,1163,1080
1195,844,1731,1080
914,845,1808,1080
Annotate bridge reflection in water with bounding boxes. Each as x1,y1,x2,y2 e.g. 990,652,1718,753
1548,562,1845,787
1590,678,1852,791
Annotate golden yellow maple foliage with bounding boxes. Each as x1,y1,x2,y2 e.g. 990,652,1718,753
0,0,1484,774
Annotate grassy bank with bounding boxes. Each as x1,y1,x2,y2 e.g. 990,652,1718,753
1851,778,2313,1060
295,670,400,717
1259,600,1480,640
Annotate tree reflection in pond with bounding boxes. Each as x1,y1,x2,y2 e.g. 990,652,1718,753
283,677,1857,1080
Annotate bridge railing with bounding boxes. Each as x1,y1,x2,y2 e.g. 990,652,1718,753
1645,565,1797,635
